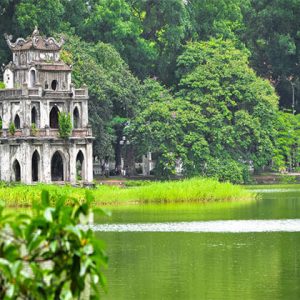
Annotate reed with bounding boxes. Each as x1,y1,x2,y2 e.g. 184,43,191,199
0,178,254,207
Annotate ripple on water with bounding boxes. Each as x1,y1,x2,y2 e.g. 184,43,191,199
250,188,300,193
84,219,300,233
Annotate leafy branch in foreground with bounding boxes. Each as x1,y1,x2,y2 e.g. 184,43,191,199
0,191,107,299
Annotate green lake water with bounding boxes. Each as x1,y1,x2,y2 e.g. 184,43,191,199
94,186,300,300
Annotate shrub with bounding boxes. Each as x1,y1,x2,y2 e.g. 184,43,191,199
58,112,72,138
205,159,246,184
9,122,15,135
278,175,297,184
31,123,38,136
0,191,107,298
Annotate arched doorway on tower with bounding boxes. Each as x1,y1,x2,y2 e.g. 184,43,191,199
30,69,36,87
32,150,40,182
50,106,60,129
14,114,20,129
76,150,84,180
51,151,64,181
73,107,80,128
31,106,39,127
13,159,21,182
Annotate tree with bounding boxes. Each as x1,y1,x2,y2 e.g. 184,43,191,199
187,0,249,40
82,0,191,83
127,79,184,177
0,0,19,66
15,0,65,36
242,0,300,111
62,35,142,164
81,0,155,79
272,112,300,171
127,78,214,178
177,39,278,172
129,39,279,182
128,0,191,84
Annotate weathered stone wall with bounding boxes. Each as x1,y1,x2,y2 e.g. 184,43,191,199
0,140,93,183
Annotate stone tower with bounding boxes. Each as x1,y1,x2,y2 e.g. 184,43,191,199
0,28,93,184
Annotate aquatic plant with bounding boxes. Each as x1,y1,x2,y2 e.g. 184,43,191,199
0,178,254,207
92,178,254,203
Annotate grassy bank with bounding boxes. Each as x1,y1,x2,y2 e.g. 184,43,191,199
0,178,254,207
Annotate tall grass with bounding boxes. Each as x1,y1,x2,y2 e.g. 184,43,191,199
91,178,253,203
0,178,254,207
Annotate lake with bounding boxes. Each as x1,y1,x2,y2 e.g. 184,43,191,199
94,186,300,300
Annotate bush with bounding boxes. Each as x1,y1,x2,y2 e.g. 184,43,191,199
278,175,297,184
58,112,72,138
31,123,38,136
0,191,107,299
205,159,246,184
9,123,15,135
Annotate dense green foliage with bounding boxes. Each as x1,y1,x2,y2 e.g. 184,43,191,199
0,191,107,299
62,35,141,159
8,123,15,136
272,112,300,172
0,178,254,207
58,112,72,138
1,0,300,179
128,39,278,181
243,0,300,108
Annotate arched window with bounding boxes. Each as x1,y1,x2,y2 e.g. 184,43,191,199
51,151,64,181
14,114,20,129
51,80,58,91
32,150,40,182
29,70,36,87
50,106,59,128
73,107,80,128
76,150,84,180
31,107,37,125
13,160,21,182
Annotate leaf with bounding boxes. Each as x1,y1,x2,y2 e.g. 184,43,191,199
65,225,82,240
0,257,10,267
93,208,112,217
50,240,58,252
83,244,93,255
79,258,92,277
60,290,73,300
11,261,22,278
6,284,15,298
28,231,43,252
85,190,94,205
41,190,50,207
44,208,54,222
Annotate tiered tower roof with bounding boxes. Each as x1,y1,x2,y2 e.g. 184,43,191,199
4,27,64,52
